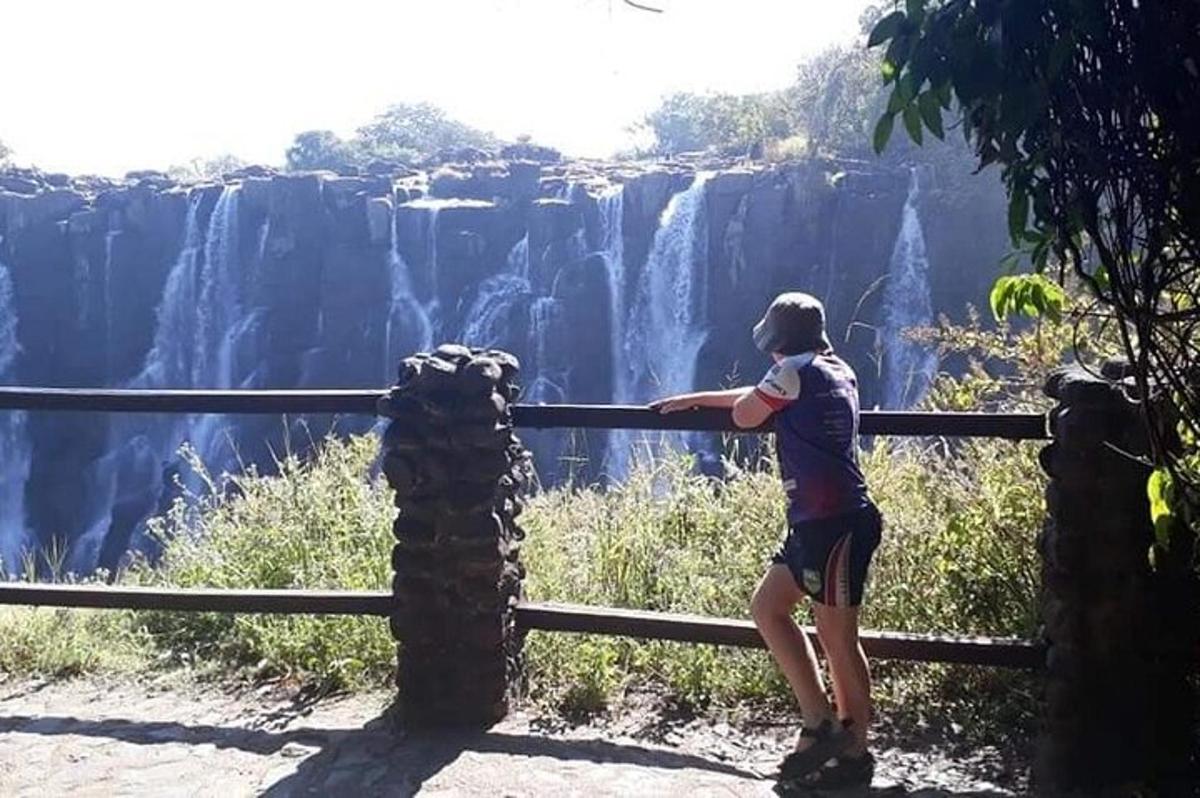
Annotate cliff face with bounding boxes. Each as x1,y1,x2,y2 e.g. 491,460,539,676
0,154,1008,572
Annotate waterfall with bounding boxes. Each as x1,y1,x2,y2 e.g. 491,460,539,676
628,173,712,402
188,186,259,473
597,186,637,479
525,296,564,405
137,195,206,388
0,255,31,576
461,234,532,349
507,233,529,279
881,168,936,409
603,173,712,478
73,185,258,572
383,200,433,381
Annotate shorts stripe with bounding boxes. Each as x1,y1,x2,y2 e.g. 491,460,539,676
824,533,850,606
836,534,852,606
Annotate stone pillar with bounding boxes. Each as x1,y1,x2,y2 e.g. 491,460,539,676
1036,365,1196,793
377,344,530,727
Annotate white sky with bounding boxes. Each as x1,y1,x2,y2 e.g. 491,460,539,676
0,0,870,177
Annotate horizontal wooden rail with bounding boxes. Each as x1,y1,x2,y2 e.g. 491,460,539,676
0,388,1049,439
0,584,1043,667
510,404,1049,439
514,601,1046,669
0,387,382,415
0,582,393,616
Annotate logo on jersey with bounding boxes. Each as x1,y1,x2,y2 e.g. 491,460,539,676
802,568,823,596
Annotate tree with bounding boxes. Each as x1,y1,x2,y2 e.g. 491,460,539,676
0,138,12,167
167,154,247,182
284,130,360,172
353,102,497,164
870,0,1200,550
284,103,499,171
869,0,1199,786
640,91,791,156
787,46,884,158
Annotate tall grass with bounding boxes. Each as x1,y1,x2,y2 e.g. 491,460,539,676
127,436,397,688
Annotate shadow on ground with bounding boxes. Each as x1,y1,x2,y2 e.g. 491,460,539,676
0,707,1016,797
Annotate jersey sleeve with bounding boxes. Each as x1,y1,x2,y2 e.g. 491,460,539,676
753,360,801,411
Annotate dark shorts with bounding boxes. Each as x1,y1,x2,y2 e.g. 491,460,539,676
771,504,883,607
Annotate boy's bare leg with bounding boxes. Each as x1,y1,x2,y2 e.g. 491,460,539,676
751,565,837,750
814,603,871,756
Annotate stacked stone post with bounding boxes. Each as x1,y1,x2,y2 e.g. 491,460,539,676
377,344,531,727
1037,365,1196,793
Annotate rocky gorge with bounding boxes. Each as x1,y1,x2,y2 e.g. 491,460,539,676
0,150,1008,574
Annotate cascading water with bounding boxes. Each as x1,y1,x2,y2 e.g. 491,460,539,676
611,173,712,475
0,254,32,576
73,185,261,572
627,173,712,403
507,233,529,279
461,235,531,349
881,167,937,409
525,295,565,405
189,186,253,472
596,186,638,479
383,200,433,381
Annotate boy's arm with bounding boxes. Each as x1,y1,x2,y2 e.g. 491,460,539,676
649,388,776,430
649,388,749,413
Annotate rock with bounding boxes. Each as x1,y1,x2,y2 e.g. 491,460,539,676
500,142,562,164
365,197,393,245
0,176,40,194
226,164,276,179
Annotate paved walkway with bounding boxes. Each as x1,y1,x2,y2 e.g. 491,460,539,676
0,679,1019,797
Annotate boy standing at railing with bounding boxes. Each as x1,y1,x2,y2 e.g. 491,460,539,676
650,292,881,789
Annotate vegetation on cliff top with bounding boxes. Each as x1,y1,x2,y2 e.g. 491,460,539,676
284,102,500,172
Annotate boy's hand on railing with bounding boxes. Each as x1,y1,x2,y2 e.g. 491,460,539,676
649,395,698,414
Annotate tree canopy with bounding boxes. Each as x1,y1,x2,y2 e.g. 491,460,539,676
284,102,498,171
638,91,792,156
869,1,1200,567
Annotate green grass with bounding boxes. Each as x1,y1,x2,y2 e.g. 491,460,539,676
0,429,1044,741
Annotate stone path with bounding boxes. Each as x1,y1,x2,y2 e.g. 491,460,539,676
0,678,1022,797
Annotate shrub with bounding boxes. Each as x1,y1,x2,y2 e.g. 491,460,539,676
127,435,396,690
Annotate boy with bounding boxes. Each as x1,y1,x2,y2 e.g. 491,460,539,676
650,292,881,788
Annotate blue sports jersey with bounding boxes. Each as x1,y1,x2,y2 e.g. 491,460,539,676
753,352,869,523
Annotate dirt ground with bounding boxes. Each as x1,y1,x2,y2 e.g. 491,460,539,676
0,677,1025,797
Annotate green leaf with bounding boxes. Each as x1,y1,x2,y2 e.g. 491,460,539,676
897,72,918,104
902,104,924,145
1008,190,1029,246
887,86,907,114
906,0,926,24
989,275,1015,321
1147,468,1176,549
868,11,906,48
1037,278,1065,322
881,59,898,82
873,112,896,155
989,273,1065,321
936,80,953,109
918,92,945,139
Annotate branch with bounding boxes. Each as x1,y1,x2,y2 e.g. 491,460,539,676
623,0,663,11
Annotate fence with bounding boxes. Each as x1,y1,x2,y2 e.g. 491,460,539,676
0,357,1180,791
0,383,1047,669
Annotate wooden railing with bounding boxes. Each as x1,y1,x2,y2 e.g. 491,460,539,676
0,386,1050,670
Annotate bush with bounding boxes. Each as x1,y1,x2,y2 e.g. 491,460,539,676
0,606,148,679
127,435,396,690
